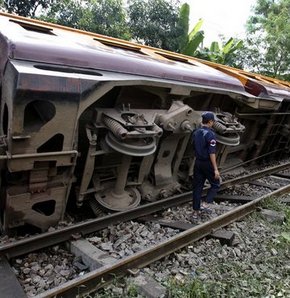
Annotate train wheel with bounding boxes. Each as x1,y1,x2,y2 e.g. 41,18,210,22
95,186,141,211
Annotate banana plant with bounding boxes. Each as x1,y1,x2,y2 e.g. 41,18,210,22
197,37,243,65
178,3,204,56
178,3,243,65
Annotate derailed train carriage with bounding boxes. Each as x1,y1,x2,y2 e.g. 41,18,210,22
0,12,290,232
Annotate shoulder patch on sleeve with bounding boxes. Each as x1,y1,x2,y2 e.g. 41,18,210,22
209,139,216,147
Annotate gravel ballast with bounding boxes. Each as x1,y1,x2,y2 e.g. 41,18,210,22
97,197,290,297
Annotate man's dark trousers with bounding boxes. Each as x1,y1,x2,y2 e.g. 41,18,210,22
192,159,220,210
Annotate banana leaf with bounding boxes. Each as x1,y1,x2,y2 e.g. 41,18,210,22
183,31,204,56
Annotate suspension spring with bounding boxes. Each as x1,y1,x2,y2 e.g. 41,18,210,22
102,115,128,139
213,121,227,134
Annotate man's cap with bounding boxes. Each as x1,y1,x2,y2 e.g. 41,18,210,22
202,111,215,121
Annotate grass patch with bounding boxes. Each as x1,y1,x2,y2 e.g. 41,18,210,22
260,196,287,212
166,257,290,297
166,199,290,298
259,196,290,247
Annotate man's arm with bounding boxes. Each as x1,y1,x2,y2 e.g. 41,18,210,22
209,153,220,179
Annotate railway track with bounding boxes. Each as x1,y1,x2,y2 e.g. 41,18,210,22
1,161,290,297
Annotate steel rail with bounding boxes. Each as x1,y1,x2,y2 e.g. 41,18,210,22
220,161,290,188
221,149,283,173
35,182,290,298
1,161,290,259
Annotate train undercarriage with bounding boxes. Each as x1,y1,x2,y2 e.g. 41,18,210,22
0,13,290,233
1,67,289,232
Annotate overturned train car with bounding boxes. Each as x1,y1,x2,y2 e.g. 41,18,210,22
0,13,290,232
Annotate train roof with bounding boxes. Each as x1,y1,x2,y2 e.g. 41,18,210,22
0,12,289,103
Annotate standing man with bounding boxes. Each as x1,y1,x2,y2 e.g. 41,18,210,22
192,111,220,219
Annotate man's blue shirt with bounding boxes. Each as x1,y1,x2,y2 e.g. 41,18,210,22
192,126,217,161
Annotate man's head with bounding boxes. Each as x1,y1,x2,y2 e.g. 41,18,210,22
201,111,215,126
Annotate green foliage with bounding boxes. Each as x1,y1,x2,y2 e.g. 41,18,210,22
167,278,219,297
261,196,286,211
167,273,277,297
181,20,204,56
176,3,241,65
281,232,290,242
182,31,204,56
196,38,243,66
126,284,139,297
241,0,290,79
177,3,204,56
260,196,290,246
177,3,190,52
128,0,181,51
40,0,130,39
40,0,87,28
3,0,54,17
89,0,130,39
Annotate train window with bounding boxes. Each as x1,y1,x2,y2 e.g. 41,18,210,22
37,134,64,153
24,100,56,132
10,20,55,35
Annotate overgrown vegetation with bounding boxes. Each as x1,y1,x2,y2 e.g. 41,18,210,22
165,197,290,298
236,0,290,80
